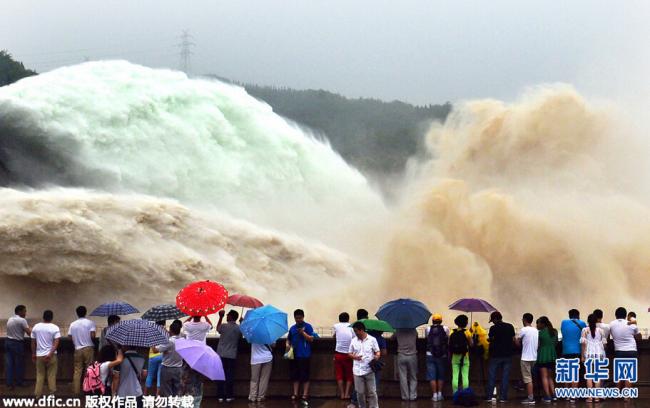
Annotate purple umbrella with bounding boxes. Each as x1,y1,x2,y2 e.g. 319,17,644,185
174,339,225,381
448,298,497,323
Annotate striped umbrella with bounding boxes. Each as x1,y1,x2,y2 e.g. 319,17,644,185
105,319,169,347
90,301,139,317
142,304,187,321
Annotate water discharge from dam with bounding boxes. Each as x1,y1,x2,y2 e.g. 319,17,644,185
0,62,647,325
0,61,388,321
386,86,650,322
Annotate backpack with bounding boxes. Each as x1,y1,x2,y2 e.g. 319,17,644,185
83,361,106,395
453,387,479,406
449,329,470,355
428,325,448,358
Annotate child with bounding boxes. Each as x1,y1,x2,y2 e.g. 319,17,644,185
449,314,473,394
627,312,637,325
90,346,124,396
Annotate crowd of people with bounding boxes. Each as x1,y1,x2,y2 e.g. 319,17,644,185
3,304,644,407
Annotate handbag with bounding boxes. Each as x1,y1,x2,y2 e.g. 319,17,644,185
283,346,294,360
369,359,384,372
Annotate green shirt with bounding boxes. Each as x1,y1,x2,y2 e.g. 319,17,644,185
537,328,558,364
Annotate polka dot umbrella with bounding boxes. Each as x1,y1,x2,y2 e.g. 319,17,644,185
176,280,229,317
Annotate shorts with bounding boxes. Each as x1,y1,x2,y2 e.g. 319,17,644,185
563,353,581,359
290,357,311,382
614,350,638,359
334,352,353,382
520,360,535,384
426,355,447,381
536,362,554,369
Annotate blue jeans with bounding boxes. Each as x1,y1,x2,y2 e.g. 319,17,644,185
145,355,162,388
486,357,512,400
5,339,26,386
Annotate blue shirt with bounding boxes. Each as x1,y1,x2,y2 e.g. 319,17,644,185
368,330,387,350
288,323,315,358
560,319,586,355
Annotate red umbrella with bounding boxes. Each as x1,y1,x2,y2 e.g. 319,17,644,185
227,294,263,309
176,280,229,316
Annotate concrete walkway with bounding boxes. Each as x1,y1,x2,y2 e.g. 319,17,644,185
214,398,641,407
0,384,642,407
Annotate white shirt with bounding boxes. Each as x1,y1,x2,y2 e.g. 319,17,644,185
581,327,606,358
31,322,61,357
251,343,273,365
348,334,380,376
333,322,354,354
424,325,450,356
597,322,610,340
518,326,539,361
99,362,112,385
68,318,96,350
6,315,29,341
609,319,639,352
157,335,184,367
183,321,212,343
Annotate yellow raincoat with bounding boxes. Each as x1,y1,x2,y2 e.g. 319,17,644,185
470,322,490,359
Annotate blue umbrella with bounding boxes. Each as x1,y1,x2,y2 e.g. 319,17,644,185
90,301,139,317
240,305,288,344
375,298,432,329
105,319,169,347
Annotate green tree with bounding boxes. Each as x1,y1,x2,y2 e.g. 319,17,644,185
242,83,451,175
0,50,37,86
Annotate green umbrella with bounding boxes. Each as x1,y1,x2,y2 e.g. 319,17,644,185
351,319,395,333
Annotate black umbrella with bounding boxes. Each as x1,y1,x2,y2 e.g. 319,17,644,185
141,304,187,321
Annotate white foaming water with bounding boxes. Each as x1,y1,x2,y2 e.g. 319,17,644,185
0,61,388,322
0,61,385,239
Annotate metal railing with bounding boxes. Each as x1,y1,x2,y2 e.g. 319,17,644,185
2,324,648,340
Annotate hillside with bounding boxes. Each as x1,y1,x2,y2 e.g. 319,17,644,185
244,85,451,175
0,51,37,86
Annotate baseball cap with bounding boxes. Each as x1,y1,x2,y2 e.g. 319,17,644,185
489,311,502,323
431,313,443,322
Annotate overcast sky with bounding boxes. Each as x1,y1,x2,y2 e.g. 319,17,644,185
2,0,648,105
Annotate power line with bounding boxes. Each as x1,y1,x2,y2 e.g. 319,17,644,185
14,35,178,57
25,46,175,66
177,30,195,74
22,47,178,74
